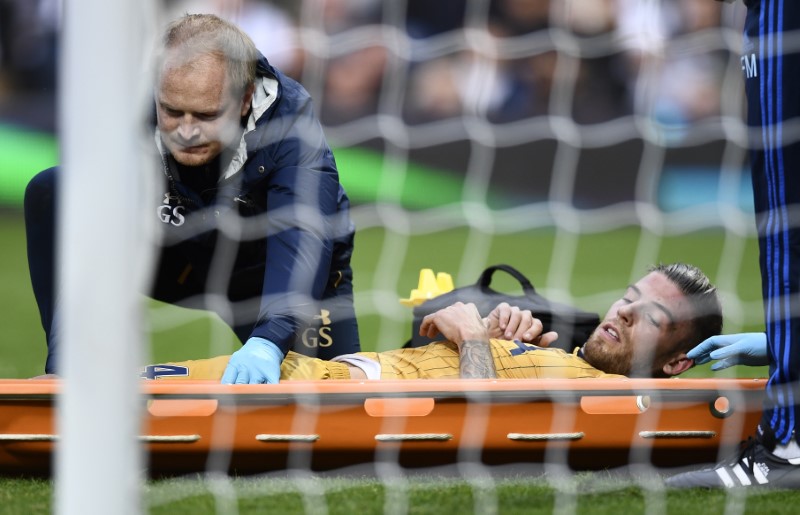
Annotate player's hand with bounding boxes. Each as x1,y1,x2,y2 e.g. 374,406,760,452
687,332,768,371
221,337,282,384
419,302,488,345
483,302,558,346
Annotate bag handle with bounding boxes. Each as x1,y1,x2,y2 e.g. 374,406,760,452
477,264,537,295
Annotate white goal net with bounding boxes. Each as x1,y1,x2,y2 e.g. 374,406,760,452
13,0,778,513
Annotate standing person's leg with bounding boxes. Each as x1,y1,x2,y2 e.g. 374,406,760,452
666,0,800,487
751,0,800,454
24,167,59,374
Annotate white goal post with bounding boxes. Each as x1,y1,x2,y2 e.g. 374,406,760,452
56,1,156,514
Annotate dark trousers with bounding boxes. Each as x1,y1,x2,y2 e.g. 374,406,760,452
745,0,800,444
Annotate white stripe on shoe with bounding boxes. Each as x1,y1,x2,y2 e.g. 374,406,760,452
716,468,736,488
754,465,769,484
732,464,752,486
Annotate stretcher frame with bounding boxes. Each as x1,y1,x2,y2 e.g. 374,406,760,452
0,377,767,476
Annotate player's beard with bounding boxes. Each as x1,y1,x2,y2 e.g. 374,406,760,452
583,329,669,377
581,330,632,376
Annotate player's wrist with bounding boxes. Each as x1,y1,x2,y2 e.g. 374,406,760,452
457,331,490,351
459,324,490,343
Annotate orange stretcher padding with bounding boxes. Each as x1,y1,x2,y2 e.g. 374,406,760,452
0,377,768,475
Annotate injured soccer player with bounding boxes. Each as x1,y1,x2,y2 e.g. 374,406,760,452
142,263,722,382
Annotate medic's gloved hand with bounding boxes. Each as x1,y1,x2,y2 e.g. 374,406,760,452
687,332,768,371
221,337,283,384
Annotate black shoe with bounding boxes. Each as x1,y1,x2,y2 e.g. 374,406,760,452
665,437,800,489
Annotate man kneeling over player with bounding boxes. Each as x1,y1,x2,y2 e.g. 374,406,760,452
141,262,722,382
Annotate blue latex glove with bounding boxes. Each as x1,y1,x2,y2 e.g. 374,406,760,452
221,337,283,384
686,332,768,371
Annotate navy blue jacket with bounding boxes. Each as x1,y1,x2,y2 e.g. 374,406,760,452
154,56,358,354
25,56,358,373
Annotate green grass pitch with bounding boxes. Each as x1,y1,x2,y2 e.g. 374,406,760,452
0,211,766,378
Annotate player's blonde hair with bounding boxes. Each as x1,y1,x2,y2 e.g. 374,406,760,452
160,13,259,97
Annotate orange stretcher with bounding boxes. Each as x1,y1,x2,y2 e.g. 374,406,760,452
0,377,767,476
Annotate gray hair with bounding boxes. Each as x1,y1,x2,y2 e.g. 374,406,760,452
160,13,259,96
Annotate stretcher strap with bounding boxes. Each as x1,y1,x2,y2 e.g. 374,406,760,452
256,434,320,442
639,431,716,439
140,435,200,443
0,434,202,443
0,434,58,442
507,432,584,441
375,433,453,441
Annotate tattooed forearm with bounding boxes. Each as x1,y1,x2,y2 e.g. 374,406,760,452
459,340,498,379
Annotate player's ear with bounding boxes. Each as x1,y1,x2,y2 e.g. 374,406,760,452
662,353,693,377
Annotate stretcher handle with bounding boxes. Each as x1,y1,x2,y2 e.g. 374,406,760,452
478,264,537,295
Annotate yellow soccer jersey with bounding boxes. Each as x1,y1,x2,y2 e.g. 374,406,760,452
141,339,621,381
362,339,622,379
140,352,352,381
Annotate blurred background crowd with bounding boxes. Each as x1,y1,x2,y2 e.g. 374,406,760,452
0,0,742,133
0,0,752,212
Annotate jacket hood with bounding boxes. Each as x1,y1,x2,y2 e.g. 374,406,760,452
223,55,279,180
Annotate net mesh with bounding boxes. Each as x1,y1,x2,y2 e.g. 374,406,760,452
143,0,767,495
2,0,781,512
285,0,760,347
144,0,761,355
148,0,764,504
